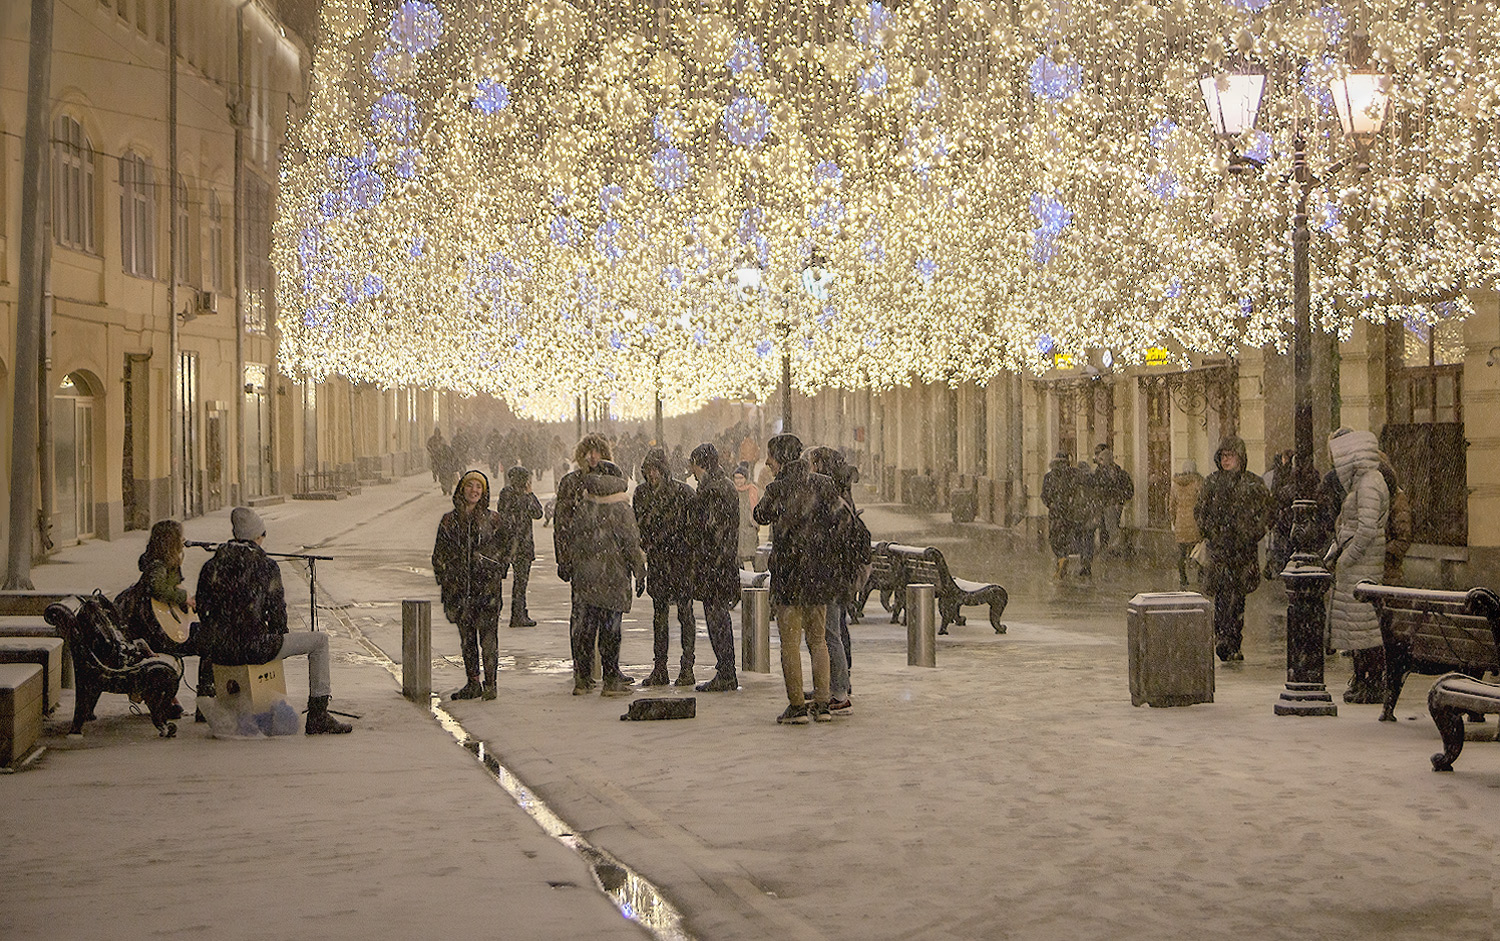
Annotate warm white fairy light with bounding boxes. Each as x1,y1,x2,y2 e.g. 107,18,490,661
274,0,1499,416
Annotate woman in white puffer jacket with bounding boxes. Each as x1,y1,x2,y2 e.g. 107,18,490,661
1325,427,1389,703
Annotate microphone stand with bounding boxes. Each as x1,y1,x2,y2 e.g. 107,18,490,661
187,541,334,631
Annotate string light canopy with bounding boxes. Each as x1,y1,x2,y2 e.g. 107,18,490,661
274,0,1500,419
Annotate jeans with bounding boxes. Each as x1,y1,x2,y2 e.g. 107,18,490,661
274,631,333,698
576,605,624,680
825,603,851,700
702,601,736,678
1177,542,1194,588
652,596,696,670
509,556,532,623
777,604,829,707
454,603,501,684
1213,589,1246,658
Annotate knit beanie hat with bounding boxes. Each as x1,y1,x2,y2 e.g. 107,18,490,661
231,507,265,541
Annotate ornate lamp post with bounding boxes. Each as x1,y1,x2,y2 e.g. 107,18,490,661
1200,59,1391,716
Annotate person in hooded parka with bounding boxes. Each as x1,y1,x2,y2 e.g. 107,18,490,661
1325,428,1389,704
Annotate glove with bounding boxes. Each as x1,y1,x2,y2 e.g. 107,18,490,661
635,576,646,597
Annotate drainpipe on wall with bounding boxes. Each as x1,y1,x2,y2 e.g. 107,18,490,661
5,0,53,589
168,0,181,518
232,0,252,503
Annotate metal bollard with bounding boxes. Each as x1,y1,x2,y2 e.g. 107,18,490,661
402,600,432,702
741,587,772,673
906,583,937,667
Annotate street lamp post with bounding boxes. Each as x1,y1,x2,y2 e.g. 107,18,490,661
1201,59,1391,716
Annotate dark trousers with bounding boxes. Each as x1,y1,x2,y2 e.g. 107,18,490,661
702,601,736,678
456,604,501,683
510,556,533,623
1177,542,1193,588
576,605,623,679
1213,589,1246,658
1077,523,1097,573
652,596,696,669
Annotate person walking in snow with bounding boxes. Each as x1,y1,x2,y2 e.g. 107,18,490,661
1091,444,1134,556
1194,436,1272,662
633,447,698,688
1041,453,1080,579
494,465,543,627
1325,428,1389,703
432,470,512,701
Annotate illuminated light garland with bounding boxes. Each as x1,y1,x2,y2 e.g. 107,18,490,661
274,0,1500,419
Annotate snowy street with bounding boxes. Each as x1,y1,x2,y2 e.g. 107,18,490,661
4,471,1496,941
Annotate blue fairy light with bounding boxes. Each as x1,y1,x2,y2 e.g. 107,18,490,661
595,220,624,261
473,79,510,114
608,330,625,351
598,184,624,216
1164,277,1184,299
1226,0,1270,10
1239,296,1256,314
728,37,761,75
347,167,385,209
371,92,419,143
1311,5,1346,45
1030,193,1072,266
1037,333,1055,355
755,339,773,357
1243,130,1273,164
652,109,682,145
1148,171,1178,201
393,147,420,179
858,63,888,96
914,257,938,284
1028,55,1082,101
651,147,691,191
811,199,846,231
1148,118,1177,149
814,160,843,187
1317,203,1342,232
549,215,582,247
850,2,890,47
724,96,771,147
662,265,685,290
389,1,443,55
913,76,941,112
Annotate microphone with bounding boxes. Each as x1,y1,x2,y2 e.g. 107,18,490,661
184,540,219,549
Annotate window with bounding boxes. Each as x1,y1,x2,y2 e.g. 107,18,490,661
53,116,96,253
120,151,156,278
173,173,194,284
1384,310,1467,545
206,190,224,292
243,174,271,333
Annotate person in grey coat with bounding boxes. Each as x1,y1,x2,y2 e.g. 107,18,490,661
1325,427,1389,703
571,462,647,697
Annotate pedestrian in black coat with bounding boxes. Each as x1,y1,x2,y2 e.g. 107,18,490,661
1041,453,1079,578
495,465,543,627
1194,436,1272,661
432,470,512,700
633,447,698,687
687,443,739,692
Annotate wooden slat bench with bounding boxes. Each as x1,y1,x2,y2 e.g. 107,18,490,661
1353,583,1500,722
887,544,1007,635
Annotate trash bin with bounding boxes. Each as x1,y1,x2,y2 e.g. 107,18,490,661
950,489,977,523
1127,592,1213,707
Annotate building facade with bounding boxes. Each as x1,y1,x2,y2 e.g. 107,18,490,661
1,0,443,568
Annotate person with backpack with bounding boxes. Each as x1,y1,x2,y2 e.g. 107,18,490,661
687,443,740,693
754,434,844,724
810,446,869,716
196,508,352,734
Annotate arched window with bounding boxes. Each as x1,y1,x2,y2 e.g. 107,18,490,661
120,151,156,278
52,115,96,253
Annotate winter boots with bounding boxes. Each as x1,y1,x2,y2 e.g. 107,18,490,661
674,666,696,687
451,677,484,701
1343,648,1387,704
305,696,353,734
642,664,671,687
695,673,738,692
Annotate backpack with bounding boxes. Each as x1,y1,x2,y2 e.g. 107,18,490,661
828,498,873,602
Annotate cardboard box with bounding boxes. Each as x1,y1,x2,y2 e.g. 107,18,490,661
214,660,288,714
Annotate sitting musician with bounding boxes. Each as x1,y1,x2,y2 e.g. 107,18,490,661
115,519,201,720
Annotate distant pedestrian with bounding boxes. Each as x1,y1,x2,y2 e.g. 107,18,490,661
432,470,511,701
484,428,505,479
687,443,740,693
197,508,352,733
1091,445,1134,556
1041,453,1079,578
754,434,843,724
1074,460,1099,578
495,466,543,627
427,428,450,489
1194,436,1272,662
1170,460,1204,589
1325,428,1389,704
633,448,697,687
732,463,760,567
571,462,646,697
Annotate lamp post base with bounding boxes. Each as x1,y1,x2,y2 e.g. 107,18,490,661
1274,682,1338,716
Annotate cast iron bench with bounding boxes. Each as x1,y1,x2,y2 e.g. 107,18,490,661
44,593,181,738
1353,583,1500,723
852,541,900,625
887,544,1007,635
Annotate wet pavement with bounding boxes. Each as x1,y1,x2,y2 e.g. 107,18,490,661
4,472,1496,941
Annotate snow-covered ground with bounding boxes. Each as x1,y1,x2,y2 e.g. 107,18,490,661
4,471,1496,941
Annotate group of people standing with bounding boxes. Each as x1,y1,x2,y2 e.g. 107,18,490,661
1041,444,1135,579
1168,431,1410,702
432,429,869,725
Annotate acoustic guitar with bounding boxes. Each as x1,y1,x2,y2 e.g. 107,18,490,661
150,598,191,644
